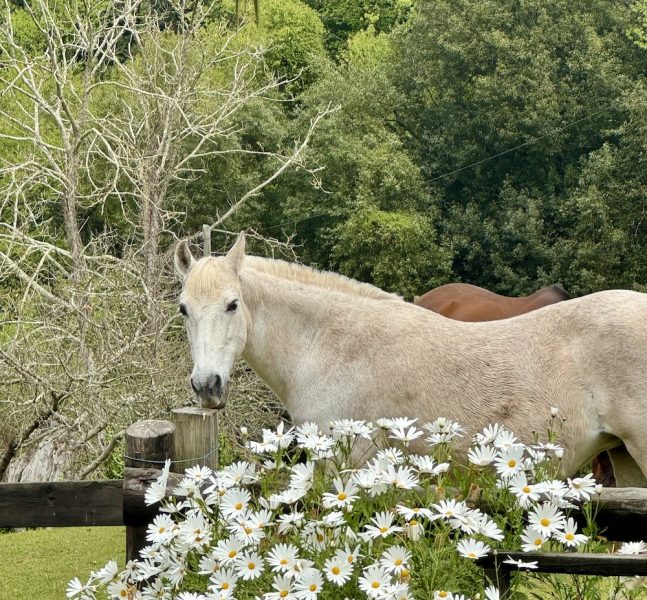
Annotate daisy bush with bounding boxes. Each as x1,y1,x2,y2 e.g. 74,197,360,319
68,413,622,600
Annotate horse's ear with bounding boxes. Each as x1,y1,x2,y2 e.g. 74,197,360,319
174,240,196,279
226,231,246,274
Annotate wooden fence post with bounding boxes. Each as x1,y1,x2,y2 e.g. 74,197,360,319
124,419,175,562
170,407,219,473
202,224,211,257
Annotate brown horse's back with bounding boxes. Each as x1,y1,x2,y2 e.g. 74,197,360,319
415,283,570,321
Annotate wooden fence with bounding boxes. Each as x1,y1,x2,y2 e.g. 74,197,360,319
2,408,647,588
0,407,218,561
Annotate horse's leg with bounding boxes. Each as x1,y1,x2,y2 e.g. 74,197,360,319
591,452,616,487
608,445,647,488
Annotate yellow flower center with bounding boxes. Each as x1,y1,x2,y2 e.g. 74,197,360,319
566,533,575,541
222,583,229,590
394,559,403,566
379,526,389,533
534,538,542,546
244,526,253,534
410,519,418,526
228,550,237,558
309,584,317,592
540,518,550,527
439,592,449,598
332,566,340,575
158,527,165,533
508,459,517,468
337,492,347,501
468,552,476,558
522,486,531,493
347,556,354,564
280,592,288,598
119,592,127,599
248,562,256,570
235,502,243,510
372,581,380,589
280,559,288,565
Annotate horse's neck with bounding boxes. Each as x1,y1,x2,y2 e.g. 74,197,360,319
240,269,327,406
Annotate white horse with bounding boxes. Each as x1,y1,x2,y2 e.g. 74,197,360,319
174,233,647,486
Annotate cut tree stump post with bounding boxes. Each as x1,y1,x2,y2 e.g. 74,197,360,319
124,419,175,561
171,407,219,474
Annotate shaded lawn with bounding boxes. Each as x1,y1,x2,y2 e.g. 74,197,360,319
0,526,124,599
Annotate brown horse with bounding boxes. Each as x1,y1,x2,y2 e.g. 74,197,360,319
414,282,615,487
415,283,571,321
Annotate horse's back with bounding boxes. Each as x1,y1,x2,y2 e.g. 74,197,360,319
414,282,568,321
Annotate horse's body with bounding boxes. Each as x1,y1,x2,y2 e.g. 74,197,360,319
175,235,647,486
415,283,571,321
414,282,618,486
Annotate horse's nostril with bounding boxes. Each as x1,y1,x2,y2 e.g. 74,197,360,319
211,374,223,397
190,377,199,395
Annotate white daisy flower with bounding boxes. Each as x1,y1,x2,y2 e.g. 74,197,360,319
457,538,490,560
376,447,406,465
65,577,91,599
213,537,245,564
474,423,505,445
235,550,265,580
432,498,468,522
209,567,238,594
364,511,403,539
617,541,647,555
507,472,541,507
528,502,565,536
383,464,419,489
197,553,220,575
323,556,353,586
484,585,500,600
330,418,374,439
503,556,539,569
290,461,316,491
220,488,252,520
477,513,504,541
409,454,450,475
467,444,498,466
493,430,520,449
276,510,306,534
389,425,424,445
185,465,212,482
179,513,212,548
396,504,434,521
494,447,525,478
521,526,549,552
566,474,597,501
293,568,323,599
93,560,119,584
380,545,412,574
555,517,588,548
358,564,392,598
322,477,360,510
264,574,298,600
266,543,299,573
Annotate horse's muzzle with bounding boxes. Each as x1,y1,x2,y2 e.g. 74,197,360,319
191,374,229,410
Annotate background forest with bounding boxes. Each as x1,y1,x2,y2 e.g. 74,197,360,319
1,0,646,481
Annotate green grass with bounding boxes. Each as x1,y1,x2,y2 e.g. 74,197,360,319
0,526,124,599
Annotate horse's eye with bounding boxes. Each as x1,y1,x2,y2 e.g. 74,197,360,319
179,303,188,317
226,300,238,313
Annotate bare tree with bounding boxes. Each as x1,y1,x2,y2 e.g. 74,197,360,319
0,0,334,480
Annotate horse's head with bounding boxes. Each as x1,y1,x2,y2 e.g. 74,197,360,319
174,233,248,409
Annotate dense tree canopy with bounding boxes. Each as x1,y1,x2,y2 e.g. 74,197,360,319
1,0,646,479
